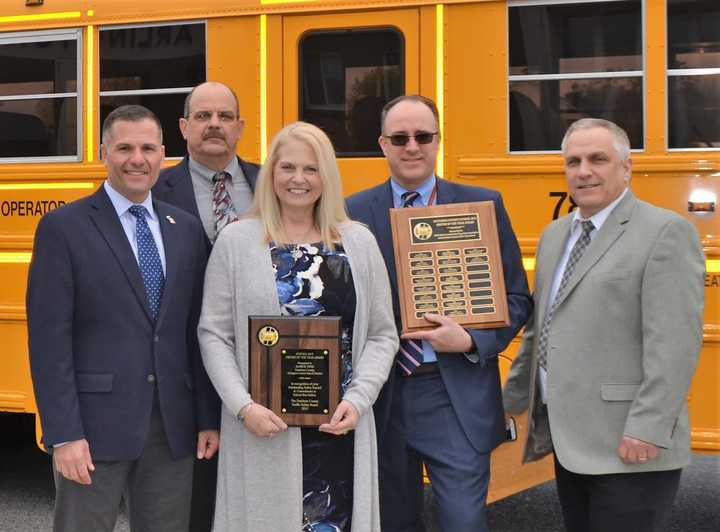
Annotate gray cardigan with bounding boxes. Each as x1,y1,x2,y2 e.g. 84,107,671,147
198,217,398,531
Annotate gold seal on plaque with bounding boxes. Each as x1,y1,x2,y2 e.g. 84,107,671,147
413,222,433,240
257,325,279,347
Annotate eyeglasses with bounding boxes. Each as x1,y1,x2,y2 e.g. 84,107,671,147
383,131,439,146
188,110,237,122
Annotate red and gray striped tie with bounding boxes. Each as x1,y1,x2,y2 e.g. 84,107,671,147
212,171,239,242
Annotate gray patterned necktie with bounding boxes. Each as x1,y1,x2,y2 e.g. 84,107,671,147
537,220,595,369
212,171,238,242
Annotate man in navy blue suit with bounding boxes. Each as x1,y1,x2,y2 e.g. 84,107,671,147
346,95,532,531
152,81,259,531
27,105,219,532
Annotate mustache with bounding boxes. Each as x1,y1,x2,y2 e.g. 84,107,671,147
203,131,226,140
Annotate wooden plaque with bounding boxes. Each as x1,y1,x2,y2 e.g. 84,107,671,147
390,201,510,333
248,316,341,427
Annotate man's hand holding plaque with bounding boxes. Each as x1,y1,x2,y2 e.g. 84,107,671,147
401,312,474,353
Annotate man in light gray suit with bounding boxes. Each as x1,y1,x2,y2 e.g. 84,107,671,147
503,118,705,532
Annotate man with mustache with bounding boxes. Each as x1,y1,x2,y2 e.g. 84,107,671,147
153,81,259,531
155,81,259,247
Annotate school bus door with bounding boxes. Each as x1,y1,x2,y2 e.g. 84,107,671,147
279,9,422,196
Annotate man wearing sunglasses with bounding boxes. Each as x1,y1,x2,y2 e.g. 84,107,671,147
346,95,532,531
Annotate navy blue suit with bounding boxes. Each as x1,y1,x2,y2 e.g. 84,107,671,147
27,186,219,461
153,156,259,249
347,178,532,530
152,155,258,532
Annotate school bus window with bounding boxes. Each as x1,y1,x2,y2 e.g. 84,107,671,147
508,0,643,152
0,29,81,161
99,22,206,157
667,0,720,150
300,28,403,157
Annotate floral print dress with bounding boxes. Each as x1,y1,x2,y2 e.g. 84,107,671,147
271,242,356,532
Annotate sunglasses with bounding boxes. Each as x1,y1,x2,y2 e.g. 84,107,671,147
383,131,438,146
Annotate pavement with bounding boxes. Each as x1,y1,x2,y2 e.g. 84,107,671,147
1,414,718,531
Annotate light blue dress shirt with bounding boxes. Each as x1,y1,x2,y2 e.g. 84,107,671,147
103,181,167,275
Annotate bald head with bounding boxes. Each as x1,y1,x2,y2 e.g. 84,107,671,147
179,82,245,171
183,82,239,119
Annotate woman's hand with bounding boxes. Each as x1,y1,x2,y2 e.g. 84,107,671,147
240,403,288,438
319,400,359,436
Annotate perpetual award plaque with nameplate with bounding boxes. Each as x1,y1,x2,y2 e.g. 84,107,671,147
389,201,510,334
248,316,341,427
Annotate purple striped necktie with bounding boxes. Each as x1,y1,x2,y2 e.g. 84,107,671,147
397,189,424,375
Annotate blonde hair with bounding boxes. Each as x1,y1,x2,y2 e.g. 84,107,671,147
251,121,349,249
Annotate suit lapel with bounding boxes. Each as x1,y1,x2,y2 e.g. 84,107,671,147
164,157,202,219
87,187,154,323
369,180,398,293
239,158,259,192
553,191,635,309
435,176,457,205
535,217,573,324
154,201,178,327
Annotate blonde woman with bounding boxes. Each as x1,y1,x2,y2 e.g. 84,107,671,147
198,121,398,531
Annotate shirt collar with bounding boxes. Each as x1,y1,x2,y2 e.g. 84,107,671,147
390,175,437,207
103,181,156,220
188,156,240,182
571,187,629,232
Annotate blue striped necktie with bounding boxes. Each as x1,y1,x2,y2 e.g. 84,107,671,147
129,205,165,322
397,189,424,375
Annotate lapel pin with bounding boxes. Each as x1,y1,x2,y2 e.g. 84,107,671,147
166,215,176,224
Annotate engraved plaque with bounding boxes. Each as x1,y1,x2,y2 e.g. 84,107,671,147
248,316,341,426
390,201,510,333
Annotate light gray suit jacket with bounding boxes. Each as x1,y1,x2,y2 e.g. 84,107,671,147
503,191,705,475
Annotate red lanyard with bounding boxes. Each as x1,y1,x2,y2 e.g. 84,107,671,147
427,181,438,206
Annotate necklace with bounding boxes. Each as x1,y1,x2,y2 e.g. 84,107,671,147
285,224,318,259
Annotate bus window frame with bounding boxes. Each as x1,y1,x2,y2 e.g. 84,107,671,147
506,0,646,155
97,19,208,160
297,26,405,159
666,0,720,152
0,28,83,164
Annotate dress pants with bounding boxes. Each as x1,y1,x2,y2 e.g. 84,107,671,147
53,394,194,532
554,455,681,532
189,454,217,532
380,371,491,532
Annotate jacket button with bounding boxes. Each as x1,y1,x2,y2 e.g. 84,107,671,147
147,374,156,383
154,335,160,342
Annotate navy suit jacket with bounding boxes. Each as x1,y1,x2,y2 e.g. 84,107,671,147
153,156,260,250
346,178,533,453
27,186,219,461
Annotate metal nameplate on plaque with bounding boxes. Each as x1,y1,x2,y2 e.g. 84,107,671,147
389,201,510,333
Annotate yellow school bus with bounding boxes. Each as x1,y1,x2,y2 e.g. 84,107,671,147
1,0,717,501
